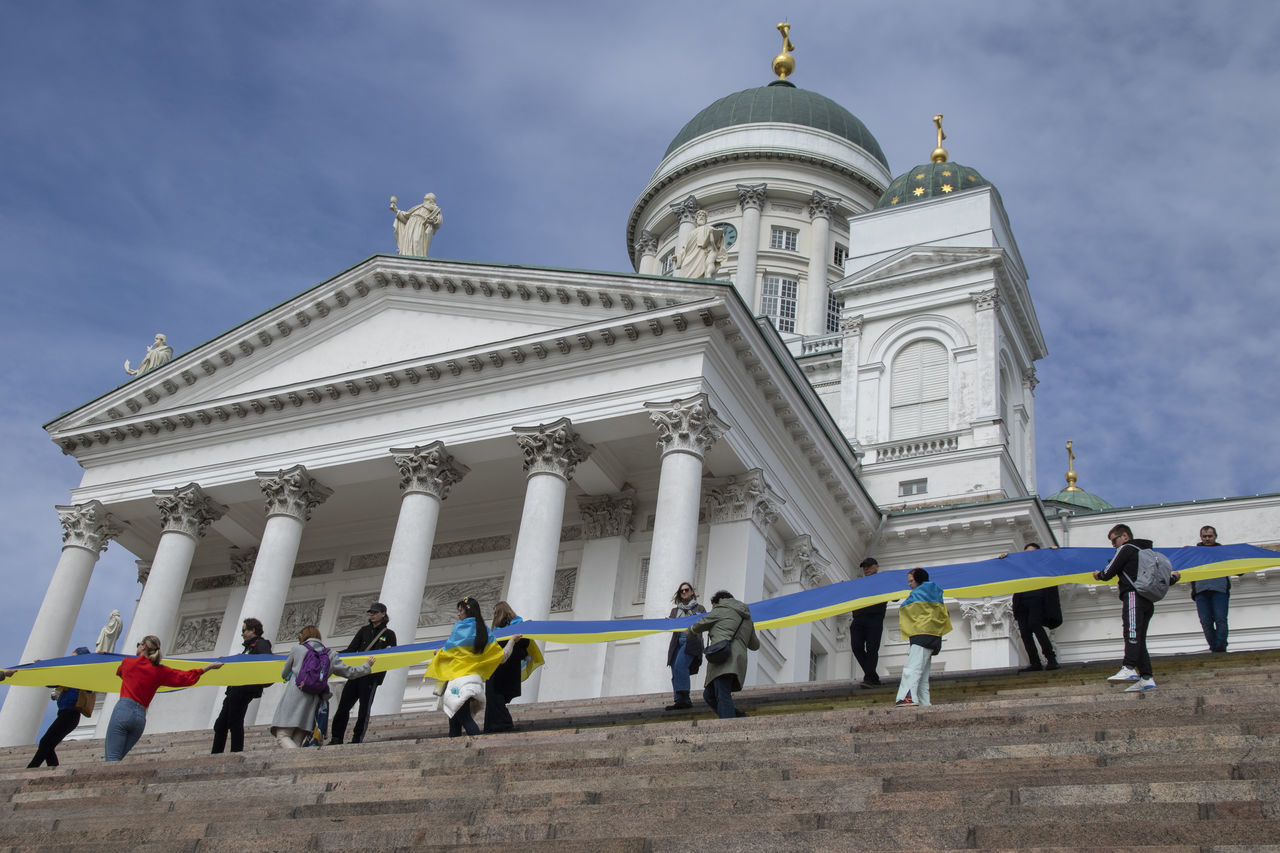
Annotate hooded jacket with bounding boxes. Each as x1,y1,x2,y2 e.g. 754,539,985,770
1097,538,1155,598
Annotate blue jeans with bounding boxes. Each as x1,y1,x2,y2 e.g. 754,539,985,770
702,675,737,718
1195,591,1229,652
671,634,693,698
105,698,147,761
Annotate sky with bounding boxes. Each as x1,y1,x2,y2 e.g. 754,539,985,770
2,1,1277,710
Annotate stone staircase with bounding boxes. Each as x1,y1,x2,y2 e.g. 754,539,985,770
1,650,1277,851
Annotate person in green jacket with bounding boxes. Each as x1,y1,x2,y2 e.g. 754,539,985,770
692,590,760,719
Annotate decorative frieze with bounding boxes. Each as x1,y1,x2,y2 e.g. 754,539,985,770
390,442,470,500
550,567,578,613
645,393,729,459
972,288,999,311
295,558,335,577
256,465,332,522
960,596,1015,640
577,490,637,541
347,551,390,572
702,469,782,529
737,183,767,211
417,576,505,629
512,417,593,480
191,574,235,592
55,500,122,553
276,599,326,643
332,591,382,636
172,613,222,654
432,535,512,560
153,483,227,539
783,534,832,588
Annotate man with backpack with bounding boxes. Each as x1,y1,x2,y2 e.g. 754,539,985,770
330,602,396,745
211,618,273,754
1093,524,1179,693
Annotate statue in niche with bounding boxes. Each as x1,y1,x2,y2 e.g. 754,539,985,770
390,193,443,256
95,610,123,654
124,333,173,376
675,210,727,279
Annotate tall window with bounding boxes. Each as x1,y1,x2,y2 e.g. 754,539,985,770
890,340,949,439
832,243,848,267
769,226,798,251
761,276,798,333
825,291,842,334
660,251,675,275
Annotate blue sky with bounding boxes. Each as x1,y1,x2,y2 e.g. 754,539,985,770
2,2,1277,702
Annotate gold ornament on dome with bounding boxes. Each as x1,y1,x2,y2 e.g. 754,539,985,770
891,196,900,205
915,173,925,180
942,170,952,177
941,184,953,193
772,22,796,81
931,114,949,163
912,187,925,197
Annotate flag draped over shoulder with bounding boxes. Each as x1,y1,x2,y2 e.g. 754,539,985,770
5,543,1274,693
898,581,952,639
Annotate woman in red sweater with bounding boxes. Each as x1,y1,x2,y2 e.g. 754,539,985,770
104,635,223,761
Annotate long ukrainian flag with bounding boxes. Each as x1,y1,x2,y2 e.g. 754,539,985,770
4,543,1274,693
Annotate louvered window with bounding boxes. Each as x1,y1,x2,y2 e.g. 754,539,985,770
890,340,949,438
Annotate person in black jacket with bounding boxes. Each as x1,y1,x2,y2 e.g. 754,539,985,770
29,646,92,767
330,602,396,745
483,601,530,733
1008,544,1062,672
211,618,273,753
1094,524,1177,693
849,558,887,686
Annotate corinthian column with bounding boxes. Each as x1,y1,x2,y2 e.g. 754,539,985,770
372,442,469,715
634,230,659,275
669,195,699,263
735,183,767,311
234,465,331,645
803,191,839,335
125,484,227,651
0,502,121,746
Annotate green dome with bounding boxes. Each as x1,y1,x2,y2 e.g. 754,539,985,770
1044,487,1113,513
875,160,994,209
664,81,889,170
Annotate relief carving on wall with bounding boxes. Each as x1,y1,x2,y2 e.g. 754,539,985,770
276,599,326,643
173,613,223,654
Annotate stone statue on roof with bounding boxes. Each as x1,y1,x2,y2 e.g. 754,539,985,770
124,333,173,376
390,193,443,257
675,210,727,279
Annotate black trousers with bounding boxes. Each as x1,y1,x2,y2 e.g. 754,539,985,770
331,676,379,744
449,702,480,737
483,679,514,733
1120,591,1154,678
849,612,884,682
211,688,256,753
29,708,81,768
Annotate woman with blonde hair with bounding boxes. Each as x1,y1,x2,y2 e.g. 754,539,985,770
105,635,224,761
271,625,374,747
665,581,706,710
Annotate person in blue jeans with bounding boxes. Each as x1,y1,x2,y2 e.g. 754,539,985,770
692,591,759,719
1191,525,1229,652
665,581,706,710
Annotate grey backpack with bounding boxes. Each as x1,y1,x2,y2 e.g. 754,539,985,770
1132,548,1174,602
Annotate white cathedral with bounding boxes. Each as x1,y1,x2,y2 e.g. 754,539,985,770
2,37,1276,745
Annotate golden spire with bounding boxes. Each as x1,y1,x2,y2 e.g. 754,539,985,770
931,114,949,163
772,22,796,81
1064,440,1082,491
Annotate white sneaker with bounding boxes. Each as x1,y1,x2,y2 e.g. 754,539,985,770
1125,677,1157,692
1107,666,1139,682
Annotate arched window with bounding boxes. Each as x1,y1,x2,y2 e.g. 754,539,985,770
890,340,948,439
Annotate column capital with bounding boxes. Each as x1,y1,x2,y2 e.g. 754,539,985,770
669,194,700,224
229,546,258,587
136,560,152,586
701,468,782,530
254,465,332,522
390,441,470,499
808,190,840,220
972,287,999,311
634,229,658,259
960,596,1014,640
55,500,122,553
512,417,593,480
645,393,729,460
840,313,864,337
577,489,637,541
153,483,228,539
1022,366,1039,392
737,183,768,211
782,534,832,588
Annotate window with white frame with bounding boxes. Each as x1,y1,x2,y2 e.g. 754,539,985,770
769,226,798,251
899,478,928,497
661,251,676,275
761,275,798,333
825,291,842,334
832,243,848,267
889,339,949,438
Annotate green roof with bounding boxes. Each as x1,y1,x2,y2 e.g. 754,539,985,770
1043,487,1114,512
664,81,889,170
875,160,995,210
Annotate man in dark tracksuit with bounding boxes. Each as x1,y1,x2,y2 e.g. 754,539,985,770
330,602,396,745
849,557,887,686
1094,524,1175,693
211,618,273,753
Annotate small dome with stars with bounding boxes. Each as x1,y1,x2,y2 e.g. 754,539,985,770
874,160,995,210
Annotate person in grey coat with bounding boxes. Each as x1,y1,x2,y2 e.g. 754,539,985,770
692,591,760,718
270,625,373,748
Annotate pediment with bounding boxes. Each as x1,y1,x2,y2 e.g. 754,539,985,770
838,246,1003,290
48,256,730,445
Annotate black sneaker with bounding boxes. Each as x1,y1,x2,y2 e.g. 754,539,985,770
664,701,693,711
1018,663,1044,673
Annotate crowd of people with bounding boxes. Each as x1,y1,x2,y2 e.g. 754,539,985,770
2,521,1233,763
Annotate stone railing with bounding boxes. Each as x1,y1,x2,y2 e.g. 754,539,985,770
868,432,960,462
799,332,842,356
